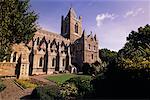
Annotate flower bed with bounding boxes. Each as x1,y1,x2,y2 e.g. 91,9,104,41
15,79,38,89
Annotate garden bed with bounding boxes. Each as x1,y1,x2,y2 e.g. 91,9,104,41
15,79,38,89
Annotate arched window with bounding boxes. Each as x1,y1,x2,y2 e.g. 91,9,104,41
75,23,78,33
13,52,17,62
37,37,40,45
39,57,43,67
63,59,65,66
52,58,56,67
94,46,96,50
88,44,90,49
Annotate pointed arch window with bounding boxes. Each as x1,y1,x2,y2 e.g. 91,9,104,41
88,44,90,49
94,46,96,50
13,52,17,62
75,23,78,33
39,57,43,67
37,37,40,45
63,59,65,66
52,58,56,67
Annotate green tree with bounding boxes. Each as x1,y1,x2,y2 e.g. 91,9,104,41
99,48,117,64
0,0,38,61
117,24,150,79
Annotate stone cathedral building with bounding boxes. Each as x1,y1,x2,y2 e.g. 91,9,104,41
0,8,100,79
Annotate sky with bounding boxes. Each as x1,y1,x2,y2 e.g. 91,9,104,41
30,0,150,51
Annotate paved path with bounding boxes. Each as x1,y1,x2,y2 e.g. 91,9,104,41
0,75,56,100
0,79,24,100
0,79,33,100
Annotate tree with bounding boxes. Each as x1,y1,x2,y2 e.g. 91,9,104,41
0,0,38,61
117,24,150,79
99,48,117,64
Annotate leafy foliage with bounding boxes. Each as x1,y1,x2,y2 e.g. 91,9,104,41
91,25,150,98
82,61,104,75
99,48,117,64
65,76,93,97
117,24,150,79
60,82,78,98
0,0,38,61
31,85,62,100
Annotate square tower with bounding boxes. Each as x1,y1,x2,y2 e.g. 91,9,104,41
61,8,82,43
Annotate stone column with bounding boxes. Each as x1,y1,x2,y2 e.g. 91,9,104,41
68,46,72,66
58,43,63,71
59,55,63,71
47,52,53,74
10,52,14,63
19,54,29,79
32,54,39,74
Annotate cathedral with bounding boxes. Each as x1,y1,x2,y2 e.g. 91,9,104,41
0,8,100,79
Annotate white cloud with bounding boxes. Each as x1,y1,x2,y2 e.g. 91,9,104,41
124,8,144,18
96,13,115,27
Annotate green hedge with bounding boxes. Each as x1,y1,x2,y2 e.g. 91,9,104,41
31,85,62,100
59,76,93,99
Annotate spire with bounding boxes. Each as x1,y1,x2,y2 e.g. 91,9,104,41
82,29,86,37
68,7,77,18
90,31,93,37
94,34,97,41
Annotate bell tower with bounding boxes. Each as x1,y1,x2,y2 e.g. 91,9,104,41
61,8,82,43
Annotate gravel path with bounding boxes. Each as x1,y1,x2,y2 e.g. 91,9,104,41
0,75,56,100
0,79,33,100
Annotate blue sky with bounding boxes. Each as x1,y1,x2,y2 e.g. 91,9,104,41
30,0,150,51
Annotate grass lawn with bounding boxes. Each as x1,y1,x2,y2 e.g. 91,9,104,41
46,74,91,84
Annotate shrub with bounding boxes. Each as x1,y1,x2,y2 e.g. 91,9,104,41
31,85,62,100
82,62,104,75
60,82,78,99
66,76,93,97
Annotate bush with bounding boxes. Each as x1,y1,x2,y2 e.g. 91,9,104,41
60,82,78,99
31,85,62,100
82,62,104,75
0,80,6,92
66,76,93,97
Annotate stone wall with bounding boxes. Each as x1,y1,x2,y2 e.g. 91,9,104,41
0,62,16,76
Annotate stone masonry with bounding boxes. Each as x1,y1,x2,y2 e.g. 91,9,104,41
0,8,100,79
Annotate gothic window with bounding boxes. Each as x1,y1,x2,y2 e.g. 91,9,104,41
37,37,39,45
94,46,96,50
39,57,43,67
75,23,78,33
52,58,56,67
89,44,90,49
63,59,65,66
13,52,17,62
